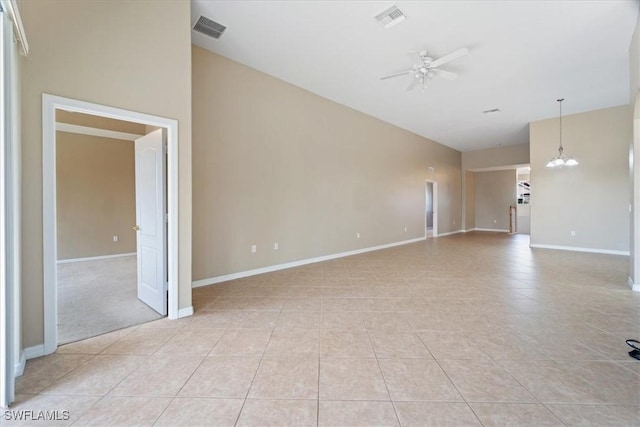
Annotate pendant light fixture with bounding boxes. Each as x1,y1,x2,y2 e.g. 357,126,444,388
546,98,578,168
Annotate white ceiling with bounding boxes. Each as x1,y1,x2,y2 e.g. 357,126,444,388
191,1,638,152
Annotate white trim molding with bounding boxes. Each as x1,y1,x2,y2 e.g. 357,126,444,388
530,243,630,256
1,7,22,407
471,228,510,233
56,122,143,141
193,237,426,288
178,306,194,318
0,0,28,55
42,94,180,357
628,277,640,292
56,252,136,264
436,229,463,237
13,351,24,378
23,344,44,360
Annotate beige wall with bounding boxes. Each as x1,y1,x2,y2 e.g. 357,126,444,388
56,132,136,260
462,143,530,170
474,170,516,231
192,47,462,280
19,1,192,348
464,171,476,230
530,105,631,252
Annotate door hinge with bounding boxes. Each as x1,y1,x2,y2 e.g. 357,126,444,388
165,213,169,223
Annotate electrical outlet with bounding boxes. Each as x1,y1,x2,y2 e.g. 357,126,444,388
274,242,279,250
404,227,407,232
453,221,456,226
493,220,497,224
570,230,576,236
251,245,257,253
112,236,118,242
356,233,360,239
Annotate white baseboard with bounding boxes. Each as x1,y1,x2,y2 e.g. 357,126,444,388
57,252,136,264
14,351,26,378
530,243,630,256
24,344,45,360
193,237,427,288
178,306,194,318
435,229,463,237
629,277,640,292
471,228,510,232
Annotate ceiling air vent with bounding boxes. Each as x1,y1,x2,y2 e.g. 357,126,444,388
193,15,227,39
375,5,406,29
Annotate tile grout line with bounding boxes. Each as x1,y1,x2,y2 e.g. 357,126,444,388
414,331,487,426
89,327,182,425
462,328,550,411
152,314,236,424
539,402,571,426
363,322,402,427
145,312,231,425
232,302,284,427
316,355,320,427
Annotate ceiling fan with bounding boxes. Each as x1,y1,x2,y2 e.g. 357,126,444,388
381,47,469,91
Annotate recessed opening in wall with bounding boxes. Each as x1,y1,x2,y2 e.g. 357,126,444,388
42,94,179,355
517,166,530,205
55,110,166,344
425,180,438,238
516,166,531,235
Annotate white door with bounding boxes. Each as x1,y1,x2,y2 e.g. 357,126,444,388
134,129,167,315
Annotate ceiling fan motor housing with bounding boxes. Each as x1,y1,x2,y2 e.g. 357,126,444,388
380,47,469,88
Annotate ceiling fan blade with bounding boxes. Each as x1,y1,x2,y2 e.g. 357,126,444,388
433,69,458,80
430,47,469,68
405,77,418,91
380,70,413,80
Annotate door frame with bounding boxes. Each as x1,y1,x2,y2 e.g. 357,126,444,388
425,180,438,238
42,94,179,355
632,89,640,291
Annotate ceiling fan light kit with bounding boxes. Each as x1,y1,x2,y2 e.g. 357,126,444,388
545,98,579,168
380,47,469,92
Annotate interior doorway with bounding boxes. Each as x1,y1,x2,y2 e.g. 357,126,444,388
54,112,165,344
425,180,438,238
42,95,179,355
516,166,531,234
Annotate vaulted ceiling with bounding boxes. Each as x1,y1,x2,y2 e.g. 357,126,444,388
191,1,638,152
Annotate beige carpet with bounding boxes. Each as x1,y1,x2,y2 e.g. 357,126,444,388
57,255,163,344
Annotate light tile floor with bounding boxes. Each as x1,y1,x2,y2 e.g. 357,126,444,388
8,232,640,426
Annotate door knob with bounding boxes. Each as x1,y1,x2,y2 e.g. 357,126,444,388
133,225,140,231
